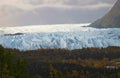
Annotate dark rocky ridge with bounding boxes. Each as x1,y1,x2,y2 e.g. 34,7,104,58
90,0,120,28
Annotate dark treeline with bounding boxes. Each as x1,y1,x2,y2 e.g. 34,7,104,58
0,45,120,78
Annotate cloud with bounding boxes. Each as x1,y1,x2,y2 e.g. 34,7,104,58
0,0,116,10
0,0,117,26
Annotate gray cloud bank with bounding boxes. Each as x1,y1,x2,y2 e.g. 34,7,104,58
0,0,117,26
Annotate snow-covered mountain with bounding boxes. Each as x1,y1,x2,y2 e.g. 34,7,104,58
0,23,120,50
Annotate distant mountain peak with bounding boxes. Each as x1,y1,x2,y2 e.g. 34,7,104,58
90,0,120,28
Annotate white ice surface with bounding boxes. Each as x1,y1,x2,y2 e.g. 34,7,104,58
0,23,90,34
0,23,120,50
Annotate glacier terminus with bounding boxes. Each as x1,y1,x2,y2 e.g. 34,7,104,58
0,23,120,50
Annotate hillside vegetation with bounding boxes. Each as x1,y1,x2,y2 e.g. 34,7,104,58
0,45,120,78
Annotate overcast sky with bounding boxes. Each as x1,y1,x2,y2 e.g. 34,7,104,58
0,0,117,26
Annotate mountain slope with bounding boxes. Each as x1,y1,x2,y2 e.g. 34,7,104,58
90,0,120,28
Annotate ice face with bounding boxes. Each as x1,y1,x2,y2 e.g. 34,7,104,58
0,24,120,51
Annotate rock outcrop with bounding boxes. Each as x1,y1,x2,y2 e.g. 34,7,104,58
90,0,120,28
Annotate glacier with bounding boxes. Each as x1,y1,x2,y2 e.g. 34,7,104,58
0,23,120,50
